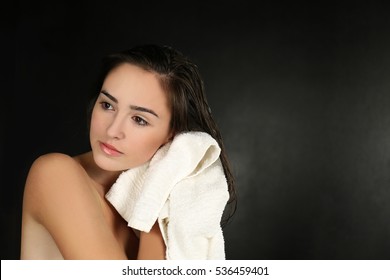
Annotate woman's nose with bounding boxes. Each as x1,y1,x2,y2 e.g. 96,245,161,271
106,115,125,139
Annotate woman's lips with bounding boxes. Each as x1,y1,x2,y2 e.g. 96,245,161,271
100,142,122,156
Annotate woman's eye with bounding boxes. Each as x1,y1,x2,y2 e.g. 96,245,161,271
132,116,149,126
100,102,113,110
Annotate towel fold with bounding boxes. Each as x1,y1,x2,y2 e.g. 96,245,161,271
106,131,229,259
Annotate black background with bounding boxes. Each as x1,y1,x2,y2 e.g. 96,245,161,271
2,0,390,259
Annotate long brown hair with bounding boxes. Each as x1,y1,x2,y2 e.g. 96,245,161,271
89,44,237,227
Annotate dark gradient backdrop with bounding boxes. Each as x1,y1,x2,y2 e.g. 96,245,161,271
3,0,390,259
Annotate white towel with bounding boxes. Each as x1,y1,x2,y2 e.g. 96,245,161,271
105,131,229,259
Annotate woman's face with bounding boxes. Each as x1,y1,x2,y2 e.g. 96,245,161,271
90,63,172,171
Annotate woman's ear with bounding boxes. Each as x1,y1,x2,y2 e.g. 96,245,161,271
167,131,175,143
161,131,175,148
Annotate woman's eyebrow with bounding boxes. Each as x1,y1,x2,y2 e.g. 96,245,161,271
130,105,159,118
100,90,118,103
100,90,159,118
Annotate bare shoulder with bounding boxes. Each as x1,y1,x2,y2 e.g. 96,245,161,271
21,152,127,259
28,152,84,177
23,152,94,221
27,152,89,186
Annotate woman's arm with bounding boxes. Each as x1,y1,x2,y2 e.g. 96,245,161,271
21,153,127,259
137,221,166,259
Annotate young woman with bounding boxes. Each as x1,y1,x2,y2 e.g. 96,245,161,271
20,44,236,259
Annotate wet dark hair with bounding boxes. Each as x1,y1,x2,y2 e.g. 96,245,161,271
88,44,236,227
